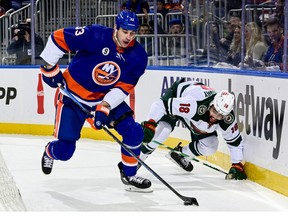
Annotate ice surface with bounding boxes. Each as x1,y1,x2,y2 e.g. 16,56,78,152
0,134,287,214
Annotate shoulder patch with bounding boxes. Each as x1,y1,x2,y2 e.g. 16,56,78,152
197,105,207,115
223,113,234,124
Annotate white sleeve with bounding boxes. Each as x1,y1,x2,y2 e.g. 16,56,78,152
227,140,244,164
40,36,65,66
146,99,167,122
103,88,127,110
220,119,244,164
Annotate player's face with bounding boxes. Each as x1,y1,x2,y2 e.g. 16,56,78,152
117,28,137,48
209,105,224,123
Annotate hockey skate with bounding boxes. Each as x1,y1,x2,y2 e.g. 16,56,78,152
41,144,54,175
167,151,193,172
118,162,153,193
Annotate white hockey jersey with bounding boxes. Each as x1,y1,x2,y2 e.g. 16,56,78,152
150,80,242,148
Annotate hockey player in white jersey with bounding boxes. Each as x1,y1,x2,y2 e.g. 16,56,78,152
140,78,247,180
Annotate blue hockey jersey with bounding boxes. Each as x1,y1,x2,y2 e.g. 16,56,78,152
40,24,148,109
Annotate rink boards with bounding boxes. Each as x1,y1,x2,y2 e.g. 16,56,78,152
0,65,287,197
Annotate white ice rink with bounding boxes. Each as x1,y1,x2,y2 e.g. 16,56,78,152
0,134,288,214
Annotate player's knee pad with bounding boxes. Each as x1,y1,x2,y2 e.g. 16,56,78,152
115,116,144,147
49,139,76,161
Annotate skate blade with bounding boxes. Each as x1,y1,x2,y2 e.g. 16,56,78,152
124,185,153,193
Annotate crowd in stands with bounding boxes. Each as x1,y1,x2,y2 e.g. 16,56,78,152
0,0,287,71
118,0,286,71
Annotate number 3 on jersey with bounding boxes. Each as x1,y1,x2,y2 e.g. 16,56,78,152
75,26,85,36
179,103,190,113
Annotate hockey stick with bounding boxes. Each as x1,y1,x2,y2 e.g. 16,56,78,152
58,85,199,206
152,140,228,175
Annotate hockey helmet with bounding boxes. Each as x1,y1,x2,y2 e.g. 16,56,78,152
116,10,139,31
212,90,234,116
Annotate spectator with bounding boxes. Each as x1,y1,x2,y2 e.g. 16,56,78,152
168,18,184,34
166,18,186,64
124,0,150,24
139,22,151,34
263,17,284,70
219,13,241,54
156,0,169,17
147,0,167,35
226,25,242,66
7,18,44,64
197,22,224,64
273,0,284,28
138,23,153,56
154,0,169,27
208,22,227,63
243,22,267,68
165,0,184,11
125,0,150,14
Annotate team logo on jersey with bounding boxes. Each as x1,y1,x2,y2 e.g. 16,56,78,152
92,61,121,86
102,47,110,56
197,105,207,115
223,113,234,124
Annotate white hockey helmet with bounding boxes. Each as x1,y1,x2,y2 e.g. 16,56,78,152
212,90,234,116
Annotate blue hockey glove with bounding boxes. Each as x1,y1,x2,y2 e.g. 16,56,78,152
94,104,110,129
141,119,157,143
40,64,64,88
225,162,247,180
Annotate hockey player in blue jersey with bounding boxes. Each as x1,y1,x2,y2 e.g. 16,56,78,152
39,10,152,192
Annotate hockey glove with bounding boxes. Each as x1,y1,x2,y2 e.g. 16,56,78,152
141,119,157,143
225,162,247,180
94,104,110,129
40,64,64,88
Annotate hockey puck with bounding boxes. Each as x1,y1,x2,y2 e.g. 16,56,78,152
184,200,192,206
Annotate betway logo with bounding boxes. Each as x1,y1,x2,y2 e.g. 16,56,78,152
228,79,286,159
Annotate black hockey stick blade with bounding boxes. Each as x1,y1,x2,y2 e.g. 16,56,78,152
183,196,199,206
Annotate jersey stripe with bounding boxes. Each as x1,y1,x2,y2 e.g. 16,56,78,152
53,29,70,52
53,95,64,138
122,154,138,166
63,69,105,101
114,81,134,94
